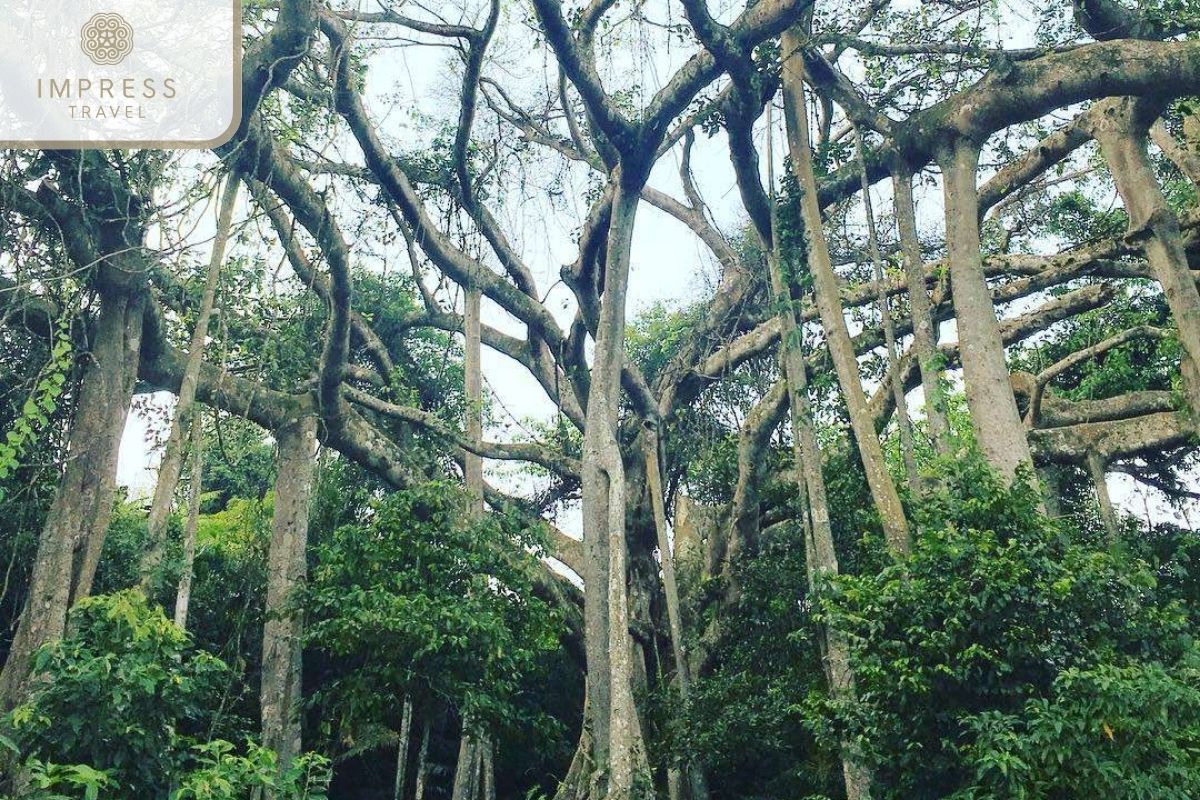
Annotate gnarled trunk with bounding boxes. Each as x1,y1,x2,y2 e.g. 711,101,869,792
0,288,144,710
1087,99,1200,413
578,181,650,800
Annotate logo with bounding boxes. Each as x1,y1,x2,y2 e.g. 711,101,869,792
1,0,241,148
80,13,134,66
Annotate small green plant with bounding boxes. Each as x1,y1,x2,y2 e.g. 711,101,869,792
0,316,71,496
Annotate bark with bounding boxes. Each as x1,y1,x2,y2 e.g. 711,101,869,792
764,89,874,800
1087,99,1200,413
173,411,205,630
0,289,144,710
141,176,239,585
465,284,485,514
260,413,317,786
781,32,910,555
414,719,432,800
452,277,485,800
939,138,1037,482
451,732,480,800
394,696,413,800
579,181,650,799
854,127,917,491
641,430,690,699
1087,451,1121,542
893,171,952,457
482,739,496,800
641,429,708,800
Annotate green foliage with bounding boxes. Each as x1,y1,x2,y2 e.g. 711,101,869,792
1041,190,1128,244
198,417,276,512
810,457,1194,798
173,740,331,800
953,658,1200,799
304,482,560,739
5,591,231,797
19,760,115,800
625,302,703,383
682,525,838,800
3,591,330,799
0,318,71,494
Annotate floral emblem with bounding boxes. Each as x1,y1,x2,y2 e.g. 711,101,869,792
80,12,134,66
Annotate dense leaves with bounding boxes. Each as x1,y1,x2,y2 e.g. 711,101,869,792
304,482,561,741
2,590,330,799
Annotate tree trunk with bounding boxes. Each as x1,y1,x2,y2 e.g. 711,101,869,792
452,278,485,800
394,696,413,800
939,138,1037,482
780,33,910,555
451,732,480,800
641,429,708,800
893,171,953,458
141,176,239,585
579,180,650,799
481,738,495,800
414,719,432,800
0,288,144,710
1087,451,1121,542
464,284,484,516
855,127,918,491
173,410,205,630
260,413,317,787
1088,99,1200,413
765,89,874,800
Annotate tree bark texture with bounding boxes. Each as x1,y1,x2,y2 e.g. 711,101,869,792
260,413,317,786
0,288,144,710
781,30,910,555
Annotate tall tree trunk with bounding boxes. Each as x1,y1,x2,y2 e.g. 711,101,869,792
464,284,485,516
394,696,414,800
173,411,205,630
854,127,918,491
141,176,239,585
260,413,317,788
642,429,708,800
452,282,485,800
939,138,1037,482
892,171,953,458
0,288,144,710
481,738,495,800
1088,99,1200,413
451,729,480,800
764,94,874,800
579,180,650,799
780,33,910,554
414,719,432,800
